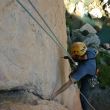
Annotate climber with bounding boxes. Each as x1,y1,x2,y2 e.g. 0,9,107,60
51,42,98,110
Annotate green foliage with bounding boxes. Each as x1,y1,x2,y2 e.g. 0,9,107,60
98,65,110,87
96,51,110,87
66,14,74,31
97,51,110,65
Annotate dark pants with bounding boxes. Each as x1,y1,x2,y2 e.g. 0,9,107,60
80,75,92,110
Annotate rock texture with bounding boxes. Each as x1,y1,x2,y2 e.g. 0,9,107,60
0,0,66,96
0,0,82,110
0,100,68,110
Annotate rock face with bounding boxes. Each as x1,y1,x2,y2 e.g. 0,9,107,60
0,0,65,95
0,100,68,110
0,0,82,110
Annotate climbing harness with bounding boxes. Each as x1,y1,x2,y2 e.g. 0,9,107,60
88,75,99,88
16,0,96,109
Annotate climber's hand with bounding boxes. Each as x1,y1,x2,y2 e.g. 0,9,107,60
45,96,54,101
49,92,57,100
63,56,69,59
49,95,54,100
44,94,55,101
61,56,69,59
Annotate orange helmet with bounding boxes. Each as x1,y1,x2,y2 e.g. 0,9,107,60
70,42,87,56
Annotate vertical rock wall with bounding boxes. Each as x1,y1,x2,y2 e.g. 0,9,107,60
0,0,82,110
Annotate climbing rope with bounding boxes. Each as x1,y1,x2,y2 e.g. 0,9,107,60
16,0,96,109
80,92,95,110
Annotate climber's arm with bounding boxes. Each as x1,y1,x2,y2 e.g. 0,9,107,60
51,79,75,99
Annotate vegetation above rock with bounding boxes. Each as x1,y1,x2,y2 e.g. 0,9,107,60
96,50,110,87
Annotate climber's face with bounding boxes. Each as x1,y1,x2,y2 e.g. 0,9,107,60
72,54,87,61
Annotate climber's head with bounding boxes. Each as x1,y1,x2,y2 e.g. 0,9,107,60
70,42,87,60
